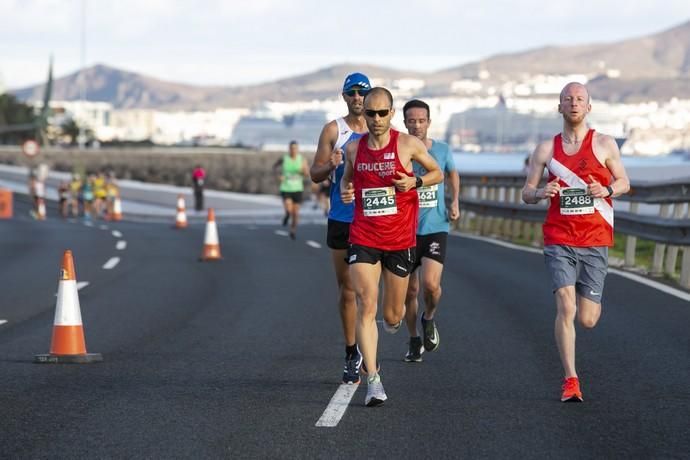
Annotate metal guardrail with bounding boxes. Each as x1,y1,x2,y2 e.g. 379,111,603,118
457,172,690,289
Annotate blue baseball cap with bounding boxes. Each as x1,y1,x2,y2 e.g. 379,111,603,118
342,72,371,92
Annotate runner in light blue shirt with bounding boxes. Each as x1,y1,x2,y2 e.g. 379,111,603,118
402,99,460,362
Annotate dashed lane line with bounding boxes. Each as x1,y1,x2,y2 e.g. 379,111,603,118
306,240,322,249
100,224,109,230
111,230,123,238
116,240,127,250
0,320,7,326
315,384,359,427
84,221,94,227
274,230,289,237
102,257,120,270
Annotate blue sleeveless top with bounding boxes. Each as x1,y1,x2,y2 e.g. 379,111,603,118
328,118,365,223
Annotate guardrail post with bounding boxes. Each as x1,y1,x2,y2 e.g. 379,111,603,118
680,248,690,289
457,184,470,231
490,186,504,236
650,204,671,276
530,199,546,247
482,187,496,235
475,185,487,234
501,187,513,237
664,203,686,275
624,202,639,267
511,187,522,241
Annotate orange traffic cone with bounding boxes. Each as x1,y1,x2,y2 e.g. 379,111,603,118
200,208,222,261
36,197,46,220
175,195,188,229
34,250,103,364
110,197,123,221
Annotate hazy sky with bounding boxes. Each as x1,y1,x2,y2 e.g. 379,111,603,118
2,0,690,90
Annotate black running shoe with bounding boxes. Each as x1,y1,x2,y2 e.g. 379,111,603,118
282,214,289,226
404,336,424,362
342,349,362,384
421,315,440,352
289,230,296,240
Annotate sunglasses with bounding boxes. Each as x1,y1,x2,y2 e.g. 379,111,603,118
364,109,391,118
344,89,370,97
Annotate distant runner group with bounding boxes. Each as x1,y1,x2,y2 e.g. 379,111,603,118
303,72,629,406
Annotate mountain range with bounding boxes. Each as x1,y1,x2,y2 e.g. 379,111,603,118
11,19,690,109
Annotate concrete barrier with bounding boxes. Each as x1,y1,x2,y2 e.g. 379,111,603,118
0,145,300,195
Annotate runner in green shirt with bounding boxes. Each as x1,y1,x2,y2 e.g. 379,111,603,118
274,140,309,239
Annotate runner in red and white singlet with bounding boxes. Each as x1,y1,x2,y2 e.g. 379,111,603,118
543,128,613,247
523,82,629,403
340,87,442,407
349,129,419,251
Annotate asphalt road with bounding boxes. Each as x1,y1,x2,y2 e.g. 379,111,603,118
1,197,689,459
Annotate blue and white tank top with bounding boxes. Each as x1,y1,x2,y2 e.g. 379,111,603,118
328,117,365,223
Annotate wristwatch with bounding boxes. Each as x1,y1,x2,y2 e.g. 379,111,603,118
415,176,423,189
605,185,614,197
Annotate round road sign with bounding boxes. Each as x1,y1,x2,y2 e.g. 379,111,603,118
22,140,40,158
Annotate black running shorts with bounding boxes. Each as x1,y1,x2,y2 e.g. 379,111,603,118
327,219,350,250
347,243,415,278
281,191,303,204
412,232,448,272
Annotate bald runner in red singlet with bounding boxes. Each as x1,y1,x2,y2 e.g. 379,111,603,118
349,129,419,251
341,87,442,407
523,82,629,403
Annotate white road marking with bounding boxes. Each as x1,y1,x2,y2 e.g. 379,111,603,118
453,232,690,302
111,230,123,238
0,320,7,326
84,221,94,227
315,384,359,427
116,240,127,250
306,240,321,249
608,268,690,302
99,225,109,230
102,257,120,270
274,230,289,237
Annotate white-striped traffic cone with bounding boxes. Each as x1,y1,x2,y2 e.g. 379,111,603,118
110,196,123,221
200,208,222,261
34,250,103,363
36,197,46,220
175,195,188,229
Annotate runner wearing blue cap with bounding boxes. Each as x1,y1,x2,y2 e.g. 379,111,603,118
310,72,371,384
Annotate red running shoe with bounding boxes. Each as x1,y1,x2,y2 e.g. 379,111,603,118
561,377,584,402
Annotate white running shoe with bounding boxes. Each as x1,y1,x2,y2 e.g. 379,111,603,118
383,318,403,334
365,374,387,407
383,306,405,334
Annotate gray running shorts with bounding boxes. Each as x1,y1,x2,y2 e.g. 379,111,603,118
543,245,608,303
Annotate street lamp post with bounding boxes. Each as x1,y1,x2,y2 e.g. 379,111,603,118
78,0,87,149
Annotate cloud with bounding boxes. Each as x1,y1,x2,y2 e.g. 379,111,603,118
1,0,689,88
